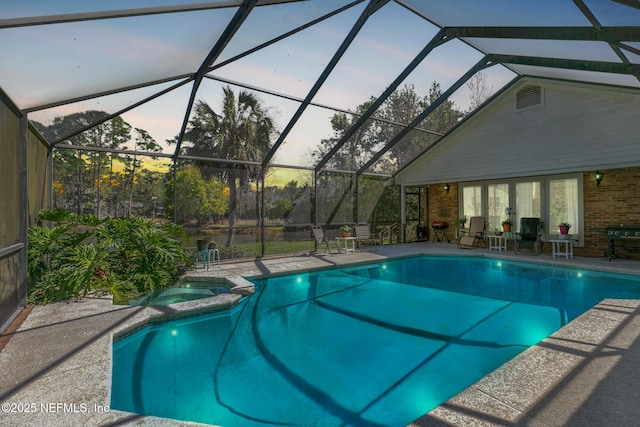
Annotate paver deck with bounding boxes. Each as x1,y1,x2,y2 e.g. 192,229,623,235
2,242,640,426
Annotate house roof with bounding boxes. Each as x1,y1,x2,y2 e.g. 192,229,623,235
2,0,639,176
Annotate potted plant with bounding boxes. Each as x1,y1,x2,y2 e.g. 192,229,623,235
502,207,516,232
341,225,352,238
454,217,468,229
558,222,571,235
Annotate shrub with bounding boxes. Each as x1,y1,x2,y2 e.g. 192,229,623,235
28,211,189,305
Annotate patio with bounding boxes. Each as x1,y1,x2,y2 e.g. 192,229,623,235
2,242,640,426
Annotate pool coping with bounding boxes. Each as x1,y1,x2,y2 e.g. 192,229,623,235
2,243,640,426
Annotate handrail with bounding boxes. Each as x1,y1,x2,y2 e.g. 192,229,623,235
378,222,400,245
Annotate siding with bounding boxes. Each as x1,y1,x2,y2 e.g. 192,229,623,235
396,78,640,185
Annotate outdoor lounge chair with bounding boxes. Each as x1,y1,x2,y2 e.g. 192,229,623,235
515,217,543,255
457,216,486,249
354,223,379,251
312,225,339,256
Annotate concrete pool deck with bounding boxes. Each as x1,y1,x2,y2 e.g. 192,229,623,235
2,242,640,426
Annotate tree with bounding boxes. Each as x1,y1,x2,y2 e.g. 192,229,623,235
101,117,132,217
310,100,377,172
311,83,463,175
35,112,167,219
166,165,211,225
34,110,110,215
165,165,227,225
466,70,493,111
308,83,463,227
386,82,463,170
182,86,276,246
268,197,293,220
121,128,161,216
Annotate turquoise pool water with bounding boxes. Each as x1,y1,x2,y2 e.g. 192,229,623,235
111,256,640,426
129,281,229,306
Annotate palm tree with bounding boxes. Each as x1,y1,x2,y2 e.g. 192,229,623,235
185,86,275,246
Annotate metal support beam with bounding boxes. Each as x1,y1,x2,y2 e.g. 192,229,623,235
24,74,194,114
262,0,391,167
612,0,640,11
489,54,640,78
315,28,451,172
209,1,364,73
18,115,29,308
0,1,303,29
173,0,259,160
260,172,266,257
573,0,632,66
357,56,493,175
50,78,192,146
444,26,640,42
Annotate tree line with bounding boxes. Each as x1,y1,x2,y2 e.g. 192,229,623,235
35,73,491,245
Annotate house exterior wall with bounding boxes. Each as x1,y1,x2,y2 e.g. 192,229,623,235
425,166,640,259
395,78,640,186
583,166,640,259
400,78,640,259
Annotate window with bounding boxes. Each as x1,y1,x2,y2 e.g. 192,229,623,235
487,183,509,231
461,185,482,221
515,181,541,230
458,174,582,244
549,177,580,236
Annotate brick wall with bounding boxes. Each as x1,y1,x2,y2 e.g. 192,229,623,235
582,167,640,259
425,167,640,259
427,183,459,242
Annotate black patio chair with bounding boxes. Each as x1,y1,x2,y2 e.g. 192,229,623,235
515,217,543,255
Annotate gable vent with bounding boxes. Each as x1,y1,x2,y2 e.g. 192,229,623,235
516,85,543,110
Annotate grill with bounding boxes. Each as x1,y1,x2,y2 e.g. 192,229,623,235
431,221,449,243
593,225,640,261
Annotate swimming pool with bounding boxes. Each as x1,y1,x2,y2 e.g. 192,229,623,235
111,256,640,426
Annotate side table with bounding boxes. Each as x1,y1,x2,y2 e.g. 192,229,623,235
487,234,508,252
335,236,357,254
551,239,574,259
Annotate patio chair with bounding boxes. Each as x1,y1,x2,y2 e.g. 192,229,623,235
457,216,486,249
515,217,543,255
312,225,339,256
354,223,379,251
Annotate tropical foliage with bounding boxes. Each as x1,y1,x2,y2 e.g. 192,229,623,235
179,86,277,245
27,210,189,305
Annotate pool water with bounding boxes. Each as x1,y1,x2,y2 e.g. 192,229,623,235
129,281,229,306
111,256,640,426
